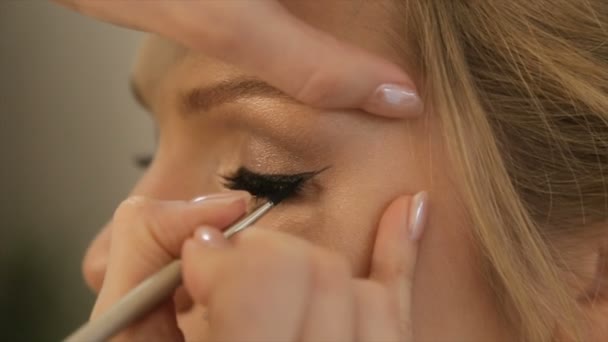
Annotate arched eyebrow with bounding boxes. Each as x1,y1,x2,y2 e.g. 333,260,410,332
130,76,296,116
180,77,294,113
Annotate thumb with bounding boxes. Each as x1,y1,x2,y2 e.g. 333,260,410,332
369,192,429,337
174,1,422,118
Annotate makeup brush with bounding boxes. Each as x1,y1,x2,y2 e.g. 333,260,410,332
65,199,280,342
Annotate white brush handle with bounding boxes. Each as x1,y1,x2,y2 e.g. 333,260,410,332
65,260,182,342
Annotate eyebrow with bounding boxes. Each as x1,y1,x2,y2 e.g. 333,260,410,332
180,77,293,113
130,75,333,157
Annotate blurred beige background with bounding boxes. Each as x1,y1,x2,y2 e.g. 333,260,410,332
0,2,153,339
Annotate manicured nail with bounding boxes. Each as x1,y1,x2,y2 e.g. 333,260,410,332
408,191,428,241
365,83,423,118
191,191,250,204
193,226,228,248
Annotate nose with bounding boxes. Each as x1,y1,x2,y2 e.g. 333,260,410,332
82,223,112,293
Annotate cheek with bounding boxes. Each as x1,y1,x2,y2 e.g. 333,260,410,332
251,120,434,276
256,201,377,276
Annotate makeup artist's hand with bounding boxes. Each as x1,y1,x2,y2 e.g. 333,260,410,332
88,191,427,341
51,0,422,118
180,192,428,341
88,191,251,341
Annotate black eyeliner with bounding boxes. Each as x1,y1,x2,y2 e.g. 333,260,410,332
222,167,328,204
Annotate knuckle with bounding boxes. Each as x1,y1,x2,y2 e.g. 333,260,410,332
110,196,176,257
111,196,164,240
113,196,155,223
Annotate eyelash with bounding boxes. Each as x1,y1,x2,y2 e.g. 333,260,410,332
221,167,324,203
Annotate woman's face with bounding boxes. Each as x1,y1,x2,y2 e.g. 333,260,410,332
85,1,514,340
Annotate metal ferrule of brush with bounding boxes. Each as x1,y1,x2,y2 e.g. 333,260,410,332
223,200,274,238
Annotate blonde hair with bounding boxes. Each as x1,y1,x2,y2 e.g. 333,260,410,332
395,1,608,340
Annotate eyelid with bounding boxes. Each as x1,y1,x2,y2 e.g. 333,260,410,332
210,101,328,160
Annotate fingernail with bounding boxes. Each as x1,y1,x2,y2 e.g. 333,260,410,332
191,191,250,204
365,83,423,118
193,226,228,248
408,191,428,241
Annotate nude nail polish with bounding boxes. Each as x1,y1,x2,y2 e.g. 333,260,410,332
409,191,429,241
193,226,228,248
366,83,423,118
190,191,250,204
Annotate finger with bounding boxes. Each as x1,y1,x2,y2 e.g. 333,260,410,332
52,0,422,117
174,2,422,118
89,192,248,342
182,228,313,341
174,226,228,315
300,251,354,342
51,0,167,32
352,279,400,342
80,192,243,294
80,192,238,293
368,192,428,338
93,192,249,310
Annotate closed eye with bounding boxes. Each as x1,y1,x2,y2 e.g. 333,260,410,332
221,167,328,204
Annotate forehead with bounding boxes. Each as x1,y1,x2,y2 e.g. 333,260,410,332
131,0,402,110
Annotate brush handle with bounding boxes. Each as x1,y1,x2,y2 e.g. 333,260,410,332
65,260,182,342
